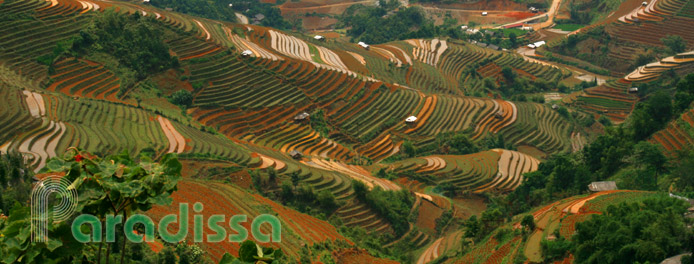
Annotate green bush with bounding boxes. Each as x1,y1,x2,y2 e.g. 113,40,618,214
168,90,193,108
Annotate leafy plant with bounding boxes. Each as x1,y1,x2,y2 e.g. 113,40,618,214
0,149,182,263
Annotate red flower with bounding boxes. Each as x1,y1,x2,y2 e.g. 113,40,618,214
74,154,83,162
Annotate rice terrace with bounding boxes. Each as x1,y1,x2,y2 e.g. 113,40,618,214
1,0,694,262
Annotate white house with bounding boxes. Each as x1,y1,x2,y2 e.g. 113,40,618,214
521,26,533,31
405,116,417,123
314,35,325,41
461,25,469,30
642,1,648,6
358,41,370,50
466,28,480,34
528,40,546,49
241,50,253,57
481,12,488,16
628,87,639,93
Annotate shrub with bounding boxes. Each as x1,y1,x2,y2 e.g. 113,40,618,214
168,90,193,108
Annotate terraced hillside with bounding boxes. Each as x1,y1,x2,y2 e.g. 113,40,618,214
0,0,593,262
444,191,659,264
386,149,540,193
148,179,352,262
609,0,694,48
650,106,694,155
1,86,254,170
563,51,694,124
549,0,694,75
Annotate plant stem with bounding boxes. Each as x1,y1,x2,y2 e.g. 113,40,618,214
120,210,128,264
97,220,104,264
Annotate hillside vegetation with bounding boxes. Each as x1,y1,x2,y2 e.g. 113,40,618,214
1,0,694,263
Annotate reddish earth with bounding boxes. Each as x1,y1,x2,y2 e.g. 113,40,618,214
180,160,252,188
148,180,349,262
332,248,400,264
301,16,339,30
451,197,487,219
503,11,536,20
516,145,547,160
416,199,445,232
416,0,528,11
151,68,193,92
279,0,370,16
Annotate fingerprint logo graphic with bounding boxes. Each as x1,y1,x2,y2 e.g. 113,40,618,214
31,174,78,242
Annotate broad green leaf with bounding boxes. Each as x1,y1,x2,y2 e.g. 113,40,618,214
44,238,63,251
238,240,257,262
218,253,236,264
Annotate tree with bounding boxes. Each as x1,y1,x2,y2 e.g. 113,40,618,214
290,171,301,189
631,141,667,183
501,66,515,82
168,89,193,108
675,74,694,112
509,32,517,47
317,190,338,211
521,215,535,232
671,150,694,192
661,35,686,54
71,10,179,80
449,133,478,155
573,197,689,264
648,91,674,125
403,140,417,157
463,215,480,238
480,208,503,236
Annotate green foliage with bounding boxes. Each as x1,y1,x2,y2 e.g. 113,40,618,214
309,109,330,137
540,230,571,261
661,35,687,54
71,11,179,81
402,140,417,158
150,0,291,30
0,10,34,22
340,5,437,44
36,39,73,66
556,106,569,118
435,209,453,234
0,205,80,263
675,74,694,113
0,150,182,263
669,150,694,193
629,91,673,141
521,214,535,232
168,89,194,108
573,197,691,264
219,240,283,263
0,152,33,215
597,115,612,127
352,181,414,236
316,189,338,211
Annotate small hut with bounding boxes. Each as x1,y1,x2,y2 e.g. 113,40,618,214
587,181,618,192
289,150,303,159
294,112,310,122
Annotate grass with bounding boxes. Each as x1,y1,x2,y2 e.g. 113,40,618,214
307,43,325,64
493,28,529,37
552,23,585,31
